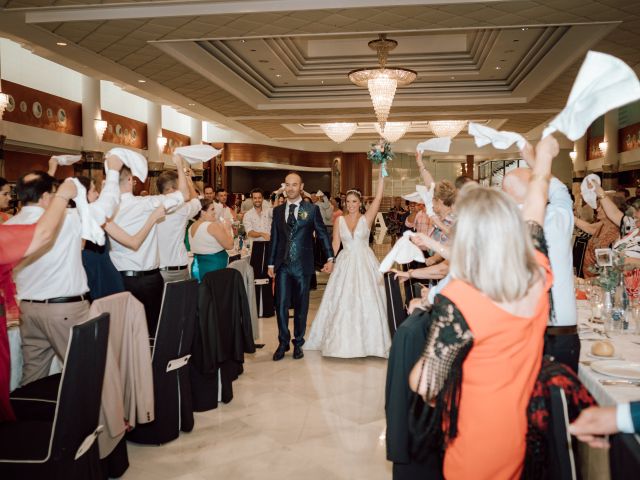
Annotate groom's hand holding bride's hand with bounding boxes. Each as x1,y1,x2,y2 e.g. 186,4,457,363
267,266,275,278
321,260,334,274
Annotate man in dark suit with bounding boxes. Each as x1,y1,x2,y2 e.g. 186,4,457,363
570,401,640,447
267,172,334,361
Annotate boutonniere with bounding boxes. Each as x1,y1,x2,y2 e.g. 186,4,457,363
298,209,309,221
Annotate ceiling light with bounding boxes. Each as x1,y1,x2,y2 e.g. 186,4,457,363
521,27,528,31
429,120,467,138
276,74,281,78
241,39,246,43
138,79,146,83
321,123,358,143
187,103,195,106
495,66,501,70
348,34,417,127
0,92,10,119
56,41,67,46
375,122,410,143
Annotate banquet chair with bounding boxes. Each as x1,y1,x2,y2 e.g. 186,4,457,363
383,272,407,337
0,313,109,480
548,386,577,480
128,279,199,445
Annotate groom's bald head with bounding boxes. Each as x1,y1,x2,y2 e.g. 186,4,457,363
285,172,304,201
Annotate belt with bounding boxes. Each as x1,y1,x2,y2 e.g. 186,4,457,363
546,325,578,336
23,294,88,304
159,265,188,271
120,268,160,278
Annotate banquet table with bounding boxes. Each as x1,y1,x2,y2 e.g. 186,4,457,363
576,299,640,479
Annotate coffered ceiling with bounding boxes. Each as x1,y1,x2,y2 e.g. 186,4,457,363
0,0,639,156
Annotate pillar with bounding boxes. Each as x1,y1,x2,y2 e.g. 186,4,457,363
602,108,619,190
79,76,104,182
466,154,474,180
147,101,162,163
190,117,202,145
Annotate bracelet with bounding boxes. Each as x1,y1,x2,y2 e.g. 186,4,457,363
530,172,551,183
597,192,606,200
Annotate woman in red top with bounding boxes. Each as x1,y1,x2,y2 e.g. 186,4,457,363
0,178,76,422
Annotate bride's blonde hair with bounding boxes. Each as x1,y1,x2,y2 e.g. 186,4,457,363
449,184,541,302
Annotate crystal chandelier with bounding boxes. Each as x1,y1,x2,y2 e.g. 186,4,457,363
348,34,417,127
375,122,411,143
429,120,467,138
320,122,358,143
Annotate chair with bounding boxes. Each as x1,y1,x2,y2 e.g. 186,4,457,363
383,272,407,337
548,386,577,480
0,314,110,480
127,279,199,445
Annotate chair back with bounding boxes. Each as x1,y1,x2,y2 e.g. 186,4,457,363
384,272,407,337
549,386,577,480
49,313,110,462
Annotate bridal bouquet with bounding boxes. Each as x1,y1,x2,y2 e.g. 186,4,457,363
367,139,393,177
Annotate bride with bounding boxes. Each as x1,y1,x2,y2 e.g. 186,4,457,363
306,170,390,358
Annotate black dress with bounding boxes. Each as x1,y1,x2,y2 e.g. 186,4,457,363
82,237,125,301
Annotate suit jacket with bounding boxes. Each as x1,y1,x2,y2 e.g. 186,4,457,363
632,401,640,433
268,201,334,276
228,258,259,341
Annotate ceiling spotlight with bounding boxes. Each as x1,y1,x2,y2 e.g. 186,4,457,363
188,103,195,106
138,79,146,83
276,74,281,78
241,39,246,43
495,66,502,70
56,42,67,46
521,27,528,31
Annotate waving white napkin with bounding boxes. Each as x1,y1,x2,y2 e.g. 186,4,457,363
402,191,424,204
70,178,106,246
468,122,526,150
542,51,640,141
105,148,148,182
416,183,436,217
51,154,82,166
316,190,324,197
379,231,426,272
581,174,601,209
416,137,452,153
174,144,222,165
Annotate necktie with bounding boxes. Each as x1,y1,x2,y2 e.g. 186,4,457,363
287,204,297,229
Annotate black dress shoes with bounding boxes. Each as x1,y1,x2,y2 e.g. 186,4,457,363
293,346,304,360
272,344,290,361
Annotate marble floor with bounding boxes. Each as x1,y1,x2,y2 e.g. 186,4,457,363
124,272,392,480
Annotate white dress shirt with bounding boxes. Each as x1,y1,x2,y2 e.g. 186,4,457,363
617,403,635,433
109,191,184,272
243,207,272,242
285,199,301,221
544,178,577,326
8,207,88,300
157,198,201,268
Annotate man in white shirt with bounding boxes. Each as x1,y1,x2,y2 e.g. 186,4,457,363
215,187,237,222
8,160,123,385
156,169,201,282
503,167,579,371
109,155,189,333
243,188,274,317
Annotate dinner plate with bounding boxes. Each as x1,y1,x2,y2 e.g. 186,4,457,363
591,360,640,380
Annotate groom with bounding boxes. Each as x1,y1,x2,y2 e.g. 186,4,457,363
268,172,334,361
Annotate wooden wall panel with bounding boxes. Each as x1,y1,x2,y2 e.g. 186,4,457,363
620,123,640,153
340,152,372,196
224,143,337,169
3,150,74,181
161,128,190,154
1,80,82,136
101,110,147,149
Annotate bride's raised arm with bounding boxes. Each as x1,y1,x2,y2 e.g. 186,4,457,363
365,168,385,228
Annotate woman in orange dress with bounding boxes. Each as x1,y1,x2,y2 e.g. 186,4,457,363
409,136,559,479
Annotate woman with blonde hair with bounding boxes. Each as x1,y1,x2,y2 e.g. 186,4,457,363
409,135,558,480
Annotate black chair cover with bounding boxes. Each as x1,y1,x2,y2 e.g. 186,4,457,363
548,386,577,480
250,241,274,317
128,279,199,445
383,272,407,337
609,432,640,479
0,314,110,480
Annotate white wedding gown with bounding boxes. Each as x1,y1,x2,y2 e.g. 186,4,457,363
306,215,391,358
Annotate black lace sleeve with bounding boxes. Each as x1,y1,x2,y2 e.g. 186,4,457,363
527,220,549,257
413,294,473,447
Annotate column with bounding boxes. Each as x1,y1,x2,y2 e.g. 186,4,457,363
466,154,474,180
80,76,104,182
146,101,163,193
572,135,587,200
190,117,202,145
602,108,619,190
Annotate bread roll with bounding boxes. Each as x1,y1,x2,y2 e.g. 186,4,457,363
591,340,615,357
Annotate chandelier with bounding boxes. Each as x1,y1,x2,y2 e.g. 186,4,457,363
320,122,358,143
375,122,411,143
348,34,417,127
429,120,467,138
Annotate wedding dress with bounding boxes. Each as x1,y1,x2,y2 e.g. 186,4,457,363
306,215,391,358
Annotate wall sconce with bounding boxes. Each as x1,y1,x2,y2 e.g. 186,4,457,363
94,119,108,140
599,141,608,156
569,150,577,161
0,92,10,120
157,136,168,151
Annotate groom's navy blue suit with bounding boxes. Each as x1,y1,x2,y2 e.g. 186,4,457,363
268,200,334,348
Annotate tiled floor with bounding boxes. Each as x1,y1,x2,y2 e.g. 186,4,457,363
124,272,392,480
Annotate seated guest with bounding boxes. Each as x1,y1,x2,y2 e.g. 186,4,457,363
7,160,123,386
203,185,215,201
189,199,234,281
0,179,76,421
570,402,640,447
575,200,621,278
0,177,11,223
409,135,559,479
156,169,201,283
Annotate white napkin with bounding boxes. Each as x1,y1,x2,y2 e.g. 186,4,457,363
402,191,424,204
542,51,640,141
105,148,148,182
316,190,324,197
174,144,222,165
416,137,452,153
468,122,526,150
70,178,106,246
581,174,601,209
416,183,436,217
379,231,426,272
51,154,82,166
